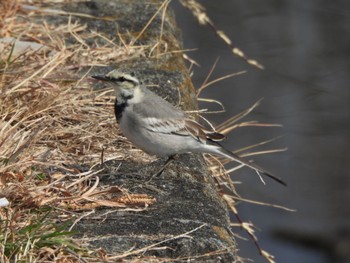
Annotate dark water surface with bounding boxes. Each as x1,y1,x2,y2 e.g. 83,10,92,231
172,1,350,262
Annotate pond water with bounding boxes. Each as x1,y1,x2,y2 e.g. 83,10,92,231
172,1,350,262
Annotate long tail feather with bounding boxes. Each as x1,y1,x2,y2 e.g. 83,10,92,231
209,143,286,186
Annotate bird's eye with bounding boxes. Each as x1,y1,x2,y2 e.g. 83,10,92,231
118,77,127,82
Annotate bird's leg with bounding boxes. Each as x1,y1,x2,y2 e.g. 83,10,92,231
151,155,175,178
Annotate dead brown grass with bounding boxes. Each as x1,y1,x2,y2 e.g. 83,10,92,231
195,58,289,263
0,1,156,262
0,0,21,37
179,0,264,69
0,1,287,262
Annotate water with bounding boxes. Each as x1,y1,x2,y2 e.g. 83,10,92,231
172,1,350,262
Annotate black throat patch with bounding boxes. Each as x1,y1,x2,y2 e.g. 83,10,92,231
114,94,133,121
114,101,126,121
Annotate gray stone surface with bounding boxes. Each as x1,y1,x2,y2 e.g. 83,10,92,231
77,155,236,261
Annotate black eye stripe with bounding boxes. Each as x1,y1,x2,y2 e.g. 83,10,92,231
111,76,135,83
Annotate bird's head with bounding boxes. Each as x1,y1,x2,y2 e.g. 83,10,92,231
92,70,140,100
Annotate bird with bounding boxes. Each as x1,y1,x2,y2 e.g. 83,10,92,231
92,70,286,186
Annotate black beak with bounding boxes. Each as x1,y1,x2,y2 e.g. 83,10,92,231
91,75,111,81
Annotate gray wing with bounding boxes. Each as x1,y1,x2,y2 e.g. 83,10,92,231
131,87,225,141
142,117,226,142
132,87,185,119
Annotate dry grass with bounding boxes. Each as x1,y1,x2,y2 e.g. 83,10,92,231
196,69,289,263
0,1,155,261
179,0,265,70
0,1,287,262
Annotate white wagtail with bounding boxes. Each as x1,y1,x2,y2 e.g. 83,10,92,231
92,70,286,185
